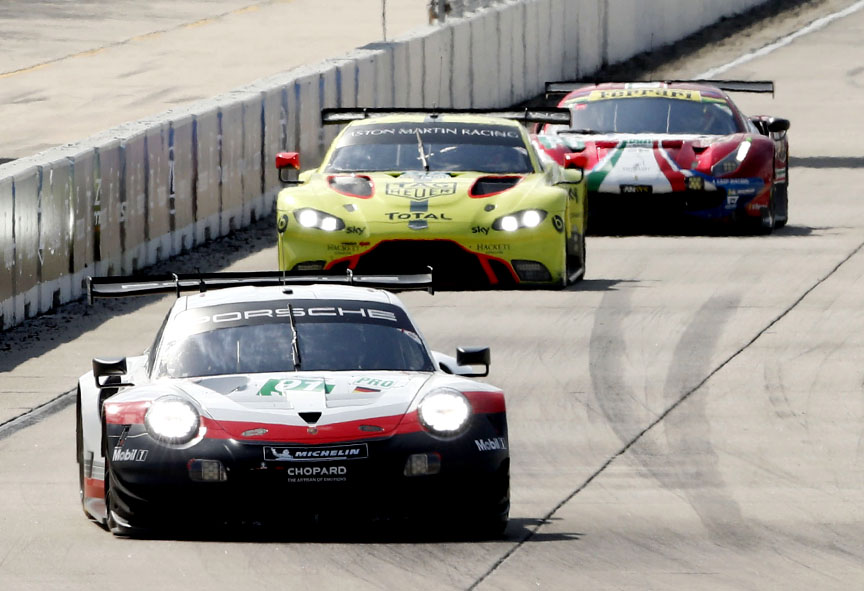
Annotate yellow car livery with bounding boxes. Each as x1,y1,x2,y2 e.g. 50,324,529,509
274,109,587,287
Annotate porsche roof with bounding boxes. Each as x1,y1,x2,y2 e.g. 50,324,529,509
178,284,402,310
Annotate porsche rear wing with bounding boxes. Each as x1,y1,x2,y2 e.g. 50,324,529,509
545,80,775,99
87,271,433,303
321,107,571,125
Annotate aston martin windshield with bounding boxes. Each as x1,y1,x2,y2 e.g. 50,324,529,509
560,96,741,135
325,122,534,173
152,300,434,377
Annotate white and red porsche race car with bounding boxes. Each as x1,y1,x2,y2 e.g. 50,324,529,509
76,272,509,536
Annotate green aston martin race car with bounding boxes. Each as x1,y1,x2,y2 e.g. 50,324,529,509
274,109,587,287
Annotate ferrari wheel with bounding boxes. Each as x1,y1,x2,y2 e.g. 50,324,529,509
774,183,789,229
761,194,777,234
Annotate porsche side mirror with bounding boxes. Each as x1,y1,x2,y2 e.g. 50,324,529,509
456,346,491,377
276,152,302,184
92,357,134,389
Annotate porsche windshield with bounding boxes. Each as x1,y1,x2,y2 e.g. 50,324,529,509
559,96,741,135
325,121,534,173
152,300,435,378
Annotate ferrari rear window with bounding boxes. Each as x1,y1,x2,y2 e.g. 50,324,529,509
325,122,534,174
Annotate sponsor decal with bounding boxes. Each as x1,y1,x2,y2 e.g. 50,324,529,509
471,226,490,235
277,214,289,233
620,184,653,194
327,242,359,252
474,437,507,452
348,127,520,139
353,377,402,389
184,305,399,327
345,226,365,235
265,444,368,462
588,89,702,102
552,215,565,232
112,448,149,462
353,386,380,394
473,243,511,253
386,182,457,201
284,465,349,483
385,211,453,221
258,378,334,397
286,465,347,476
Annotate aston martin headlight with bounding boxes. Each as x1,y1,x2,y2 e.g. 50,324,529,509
144,396,200,445
492,209,547,231
418,389,471,437
294,208,346,231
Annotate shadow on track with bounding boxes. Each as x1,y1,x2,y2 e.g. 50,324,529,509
99,514,582,545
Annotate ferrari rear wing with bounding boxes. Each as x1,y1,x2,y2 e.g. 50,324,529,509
87,271,434,303
545,80,775,99
321,107,571,125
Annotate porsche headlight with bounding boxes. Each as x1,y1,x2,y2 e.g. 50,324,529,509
418,389,471,437
294,208,346,231
144,396,200,445
492,209,547,231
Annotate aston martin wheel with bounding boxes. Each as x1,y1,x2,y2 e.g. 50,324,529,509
568,232,587,283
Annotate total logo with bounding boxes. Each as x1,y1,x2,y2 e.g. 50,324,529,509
112,448,149,462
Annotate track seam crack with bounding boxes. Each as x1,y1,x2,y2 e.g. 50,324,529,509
468,234,864,591
0,388,76,441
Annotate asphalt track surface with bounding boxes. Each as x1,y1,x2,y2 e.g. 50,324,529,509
2,1,864,589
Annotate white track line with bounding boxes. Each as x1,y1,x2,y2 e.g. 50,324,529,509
698,0,864,78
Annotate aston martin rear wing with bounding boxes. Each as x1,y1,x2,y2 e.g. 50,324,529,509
87,271,433,303
321,107,571,125
545,80,775,99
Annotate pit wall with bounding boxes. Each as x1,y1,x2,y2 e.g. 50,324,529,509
0,0,768,330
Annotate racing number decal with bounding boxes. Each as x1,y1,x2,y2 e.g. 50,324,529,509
258,379,333,396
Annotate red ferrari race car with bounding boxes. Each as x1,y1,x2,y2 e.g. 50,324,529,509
535,80,790,233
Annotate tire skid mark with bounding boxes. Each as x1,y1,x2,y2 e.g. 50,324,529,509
659,293,755,548
471,238,864,590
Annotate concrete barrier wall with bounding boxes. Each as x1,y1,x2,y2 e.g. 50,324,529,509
0,0,771,330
